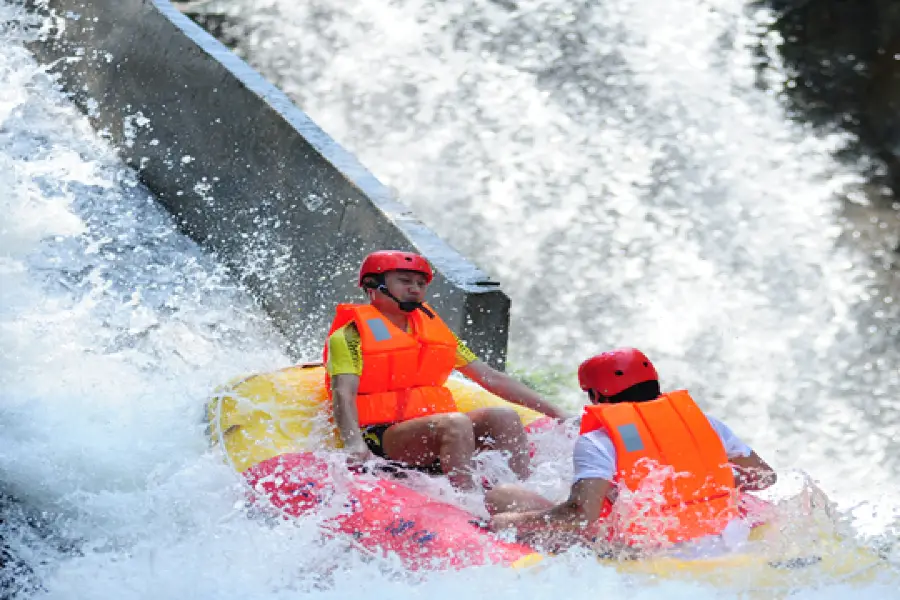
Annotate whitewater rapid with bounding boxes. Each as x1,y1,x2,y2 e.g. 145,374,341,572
203,0,900,528
1,1,899,598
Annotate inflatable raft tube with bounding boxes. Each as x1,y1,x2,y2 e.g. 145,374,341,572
206,363,551,570
602,518,890,595
206,363,554,474
244,451,542,570
207,365,895,589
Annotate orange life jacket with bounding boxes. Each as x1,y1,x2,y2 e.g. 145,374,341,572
323,303,459,426
579,390,739,547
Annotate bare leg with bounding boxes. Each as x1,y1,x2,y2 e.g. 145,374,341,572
382,413,477,490
467,407,530,479
485,484,554,515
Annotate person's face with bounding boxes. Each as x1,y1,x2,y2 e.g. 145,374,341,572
369,270,429,312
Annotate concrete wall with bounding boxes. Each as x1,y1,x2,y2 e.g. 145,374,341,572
27,0,510,367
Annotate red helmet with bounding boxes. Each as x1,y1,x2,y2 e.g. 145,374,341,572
578,348,658,397
358,250,434,286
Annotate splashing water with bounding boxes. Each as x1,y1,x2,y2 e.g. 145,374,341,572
2,0,900,597
202,0,900,526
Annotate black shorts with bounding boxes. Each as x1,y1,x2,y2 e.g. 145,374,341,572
360,424,443,475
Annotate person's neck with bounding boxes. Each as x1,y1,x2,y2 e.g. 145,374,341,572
375,304,409,331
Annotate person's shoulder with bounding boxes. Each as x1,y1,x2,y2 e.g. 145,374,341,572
704,413,730,429
573,429,616,473
578,427,614,449
328,322,359,339
677,391,725,427
327,323,361,356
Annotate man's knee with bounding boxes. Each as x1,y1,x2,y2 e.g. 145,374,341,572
474,407,525,438
486,407,523,427
436,412,475,444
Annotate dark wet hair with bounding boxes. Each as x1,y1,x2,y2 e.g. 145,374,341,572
589,380,661,404
361,273,383,291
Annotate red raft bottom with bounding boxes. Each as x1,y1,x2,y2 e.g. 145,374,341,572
244,450,773,571
244,452,541,571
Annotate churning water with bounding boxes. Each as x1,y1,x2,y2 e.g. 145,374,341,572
2,0,900,597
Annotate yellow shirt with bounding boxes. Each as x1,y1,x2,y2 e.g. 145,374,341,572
326,322,478,377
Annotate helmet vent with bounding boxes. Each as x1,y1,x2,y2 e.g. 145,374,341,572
643,362,649,367
614,370,624,376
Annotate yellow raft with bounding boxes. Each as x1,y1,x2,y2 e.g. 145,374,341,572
207,364,896,595
206,363,549,474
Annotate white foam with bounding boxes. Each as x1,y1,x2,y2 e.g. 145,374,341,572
1,0,898,597
220,0,900,529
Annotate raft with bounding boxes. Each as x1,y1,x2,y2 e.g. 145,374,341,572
207,363,550,570
207,364,895,592
206,363,554,474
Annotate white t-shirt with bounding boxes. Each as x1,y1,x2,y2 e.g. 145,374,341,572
573,415,752,483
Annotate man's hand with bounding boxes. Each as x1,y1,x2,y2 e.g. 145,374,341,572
489,512,526,533
332,373,374,467
343,440,376,467
730,451,777,491
563,413,582,428
539,403,571,422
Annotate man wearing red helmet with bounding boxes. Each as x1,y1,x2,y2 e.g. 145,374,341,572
485,348,776,553
324,250,568,490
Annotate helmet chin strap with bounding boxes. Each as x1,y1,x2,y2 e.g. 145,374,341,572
374,283,435,319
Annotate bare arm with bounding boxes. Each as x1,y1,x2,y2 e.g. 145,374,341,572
457,360,571,420
331,374,369,455
730,451,777,491
490,478,611,534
